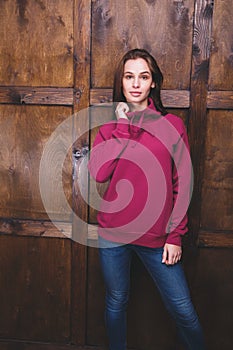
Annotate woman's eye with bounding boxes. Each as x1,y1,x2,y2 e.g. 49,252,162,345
125,75,133,80
141,75,149,80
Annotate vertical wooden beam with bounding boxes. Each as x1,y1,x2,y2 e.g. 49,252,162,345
71,0,91,345
188,0,214,244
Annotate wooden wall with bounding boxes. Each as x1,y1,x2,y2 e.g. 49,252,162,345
0,1,232,349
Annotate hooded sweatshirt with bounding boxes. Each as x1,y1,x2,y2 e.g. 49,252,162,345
88,98,193,247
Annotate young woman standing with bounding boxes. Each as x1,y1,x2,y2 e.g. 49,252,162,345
88,49,205,350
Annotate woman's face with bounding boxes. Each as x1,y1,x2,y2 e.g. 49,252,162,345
122,58,155,110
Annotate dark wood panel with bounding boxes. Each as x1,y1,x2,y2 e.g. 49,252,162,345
188,0,213,244
91,0,194,89
209,0,233,90
198,231,233,248
90,89,190,108
71,0,92,345
0,0,73,87
0,105,72,221
0,218,71,238
200,110,233,231
0,87,73,105
186,248,233,350
86,247,106,346
0,235,71,342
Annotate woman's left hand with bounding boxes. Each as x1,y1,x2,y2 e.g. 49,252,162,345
162,243,182,265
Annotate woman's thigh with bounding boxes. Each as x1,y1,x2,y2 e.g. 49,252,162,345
134,246,193,314
98,237,132,292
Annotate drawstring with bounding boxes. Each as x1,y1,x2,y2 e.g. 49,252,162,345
127,110,146,147
128,110,145,131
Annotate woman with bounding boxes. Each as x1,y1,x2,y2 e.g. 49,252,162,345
88,49,205,350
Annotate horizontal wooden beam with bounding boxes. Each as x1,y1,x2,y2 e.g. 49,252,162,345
88,224,98,241
90,88,190,108
3,220,231,248
198,230,233,248
0,87,74,105
207,91,233,109
0,218,71,238
1,87,232,109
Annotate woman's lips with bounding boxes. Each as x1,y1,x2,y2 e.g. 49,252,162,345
130,92,142,97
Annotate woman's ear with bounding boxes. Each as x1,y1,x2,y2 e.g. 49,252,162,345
151,82,156,88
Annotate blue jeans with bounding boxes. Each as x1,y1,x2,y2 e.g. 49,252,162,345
98,237,205,350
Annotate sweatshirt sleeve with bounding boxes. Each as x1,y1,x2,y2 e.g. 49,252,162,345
166,122,193,246
88,118,130,183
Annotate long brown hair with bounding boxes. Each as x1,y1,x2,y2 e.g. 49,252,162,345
113,48,167,116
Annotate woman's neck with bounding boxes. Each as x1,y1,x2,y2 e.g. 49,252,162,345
130,101,148,112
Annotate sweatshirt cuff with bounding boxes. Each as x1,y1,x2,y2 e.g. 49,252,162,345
165,232,182,247
112,118,130,137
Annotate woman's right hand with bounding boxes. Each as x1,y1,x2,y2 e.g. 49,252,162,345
115,102,129,120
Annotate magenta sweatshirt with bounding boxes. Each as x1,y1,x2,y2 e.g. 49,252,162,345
88,99,193,247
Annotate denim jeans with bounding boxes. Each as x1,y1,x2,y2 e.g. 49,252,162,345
98,236,205,350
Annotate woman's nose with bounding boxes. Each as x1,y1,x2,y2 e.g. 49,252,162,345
133,78,140,88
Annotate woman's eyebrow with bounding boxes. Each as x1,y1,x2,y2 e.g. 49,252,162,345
124,71,151,74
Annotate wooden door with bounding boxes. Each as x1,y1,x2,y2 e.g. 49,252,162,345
0,0,87,347
0,1,232,350
86,1,233,349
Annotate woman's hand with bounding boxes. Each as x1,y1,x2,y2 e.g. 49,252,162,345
115,102,129,120
162,243,182,265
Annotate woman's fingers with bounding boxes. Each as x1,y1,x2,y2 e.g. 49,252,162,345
115,102,129,120
162,243,182,265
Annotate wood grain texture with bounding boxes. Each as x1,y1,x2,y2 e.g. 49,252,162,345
200,110,233,231
0,218,71,238
188,0,214,244
0,87,74,105
209,0,233,90
91,0,194,89
207,90,233,109
186,248,233,350
0,235,71,342
198,231,233,248
71,0,92,345
0,0,73,86
0,105,73,221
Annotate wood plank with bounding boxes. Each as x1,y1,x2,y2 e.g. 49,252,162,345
207,91,233,109
88,225,98,241
198,231,233,248
91,0,194,89
0,87,73,105
90,89,190,108
0,0,73,86
200,110,233,231
71,0,92,345
0,235,71,342
188,0,214,245
0,105,73,221
209,0,233,90
0,218,71,238
86,247,106,345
